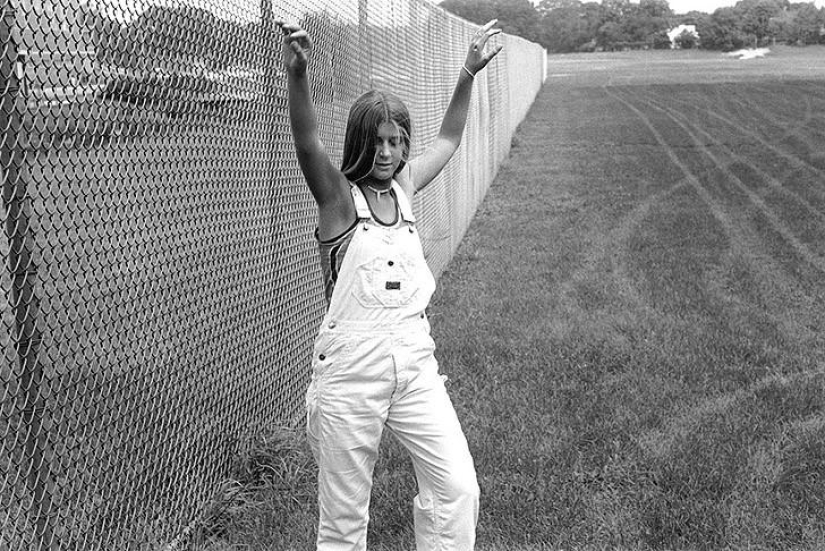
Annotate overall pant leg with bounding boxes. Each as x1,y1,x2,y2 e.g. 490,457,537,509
385,337,479,551
310,441,382,551
307,332,395,551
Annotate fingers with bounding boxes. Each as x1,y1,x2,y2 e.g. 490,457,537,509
276,21,300,34
290,31,314,53
477,28,501,51
288,30,312,45
480,19,498,33
290,41,306,61
278,22,314,52
472,19,501,53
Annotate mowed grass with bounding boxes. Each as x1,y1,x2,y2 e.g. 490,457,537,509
196,47,825,550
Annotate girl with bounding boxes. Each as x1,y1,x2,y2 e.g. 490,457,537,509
280,18,502,551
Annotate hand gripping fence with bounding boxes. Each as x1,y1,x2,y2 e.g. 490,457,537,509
1,0,546,548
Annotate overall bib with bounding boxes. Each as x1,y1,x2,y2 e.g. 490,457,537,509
307,182,479,551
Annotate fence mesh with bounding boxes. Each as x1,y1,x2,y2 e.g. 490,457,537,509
1,0,545,548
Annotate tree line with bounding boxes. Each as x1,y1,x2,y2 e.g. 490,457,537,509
440,0,825,52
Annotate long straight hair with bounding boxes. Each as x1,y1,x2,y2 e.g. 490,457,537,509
340,90,411,182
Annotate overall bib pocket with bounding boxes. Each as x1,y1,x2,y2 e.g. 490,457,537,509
353,253,420,308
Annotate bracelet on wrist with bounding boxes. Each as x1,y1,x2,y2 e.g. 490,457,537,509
462,65,475,79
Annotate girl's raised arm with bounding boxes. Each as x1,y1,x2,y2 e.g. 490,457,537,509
405,20,503,195
280,23,352,235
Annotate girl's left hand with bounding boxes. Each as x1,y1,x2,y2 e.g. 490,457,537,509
464,19,503,76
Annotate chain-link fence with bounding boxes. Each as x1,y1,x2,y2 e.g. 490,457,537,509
1,0,545,548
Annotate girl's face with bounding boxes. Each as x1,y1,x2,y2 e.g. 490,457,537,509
368,121,404,184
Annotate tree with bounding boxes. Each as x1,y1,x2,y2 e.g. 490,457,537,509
696,7,748,50
440,0,497,23
622,0,672,43
538,0,597,52
537,0,582,13
445,0,824,53
440,0,542,43
601,0,633,23
651,29,672,48
675,28,699,48
778,3,823,44
736,0,788,45
679,11,709,25
820,6,825,44
596,20,630,49
638,0,672,19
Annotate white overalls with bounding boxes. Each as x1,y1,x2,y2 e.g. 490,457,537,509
306,182,479,551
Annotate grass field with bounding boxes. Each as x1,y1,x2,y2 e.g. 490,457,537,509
196,46,825,550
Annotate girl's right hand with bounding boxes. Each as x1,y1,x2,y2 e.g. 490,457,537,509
278,22,314,76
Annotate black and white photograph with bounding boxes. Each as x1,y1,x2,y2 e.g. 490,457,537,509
2,0,824,549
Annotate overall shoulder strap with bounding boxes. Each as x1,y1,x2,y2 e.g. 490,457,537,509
350,184,372,220
391,180,416,223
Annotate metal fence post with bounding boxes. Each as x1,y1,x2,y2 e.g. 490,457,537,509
1,4,53,550
358,0,373,89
